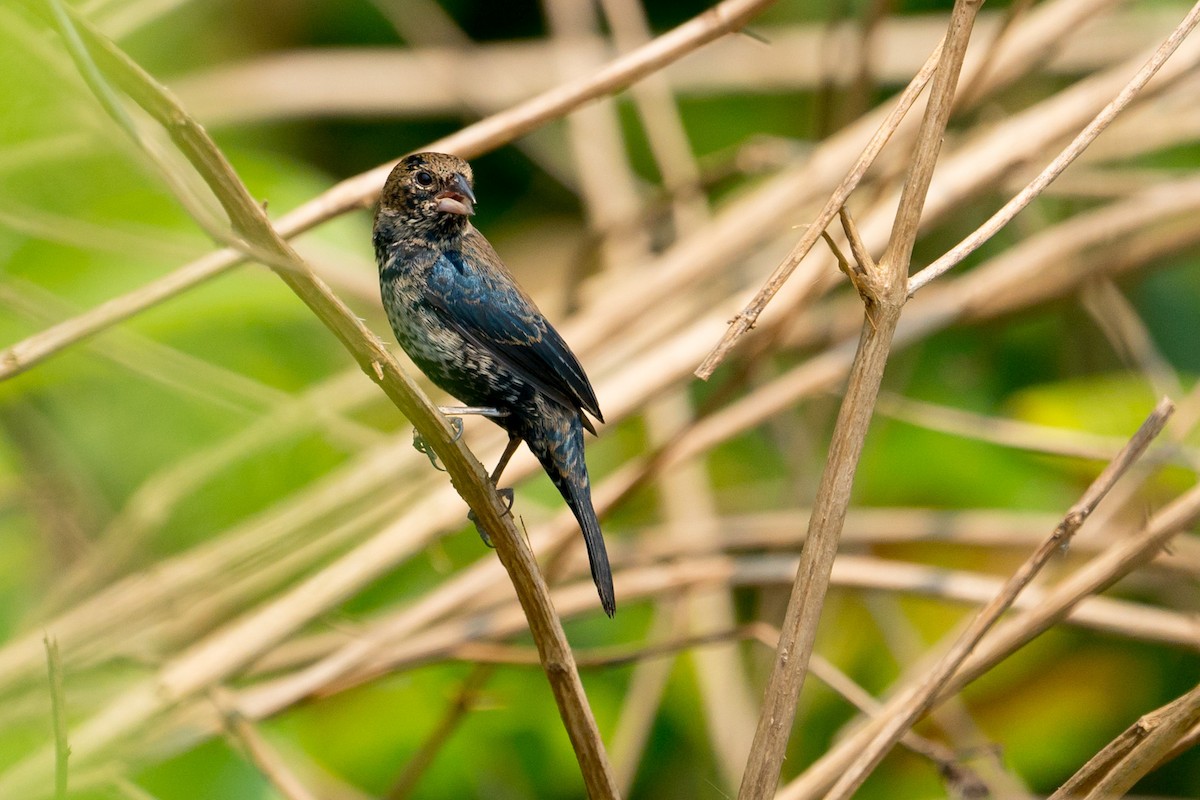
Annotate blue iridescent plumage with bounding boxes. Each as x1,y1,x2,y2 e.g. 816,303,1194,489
374,152,614,616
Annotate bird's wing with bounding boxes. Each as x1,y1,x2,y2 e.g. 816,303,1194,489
423,242,603,428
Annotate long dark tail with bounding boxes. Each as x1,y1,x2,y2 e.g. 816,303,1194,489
527,412,615,617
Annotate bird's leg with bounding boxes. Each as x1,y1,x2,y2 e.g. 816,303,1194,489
438,405,509,434
411,406,508,469
489,435,521,486
411,430,445,472
469,435,522,547
489,436,521,514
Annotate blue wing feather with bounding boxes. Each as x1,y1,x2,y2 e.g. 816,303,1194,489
423,235,602,429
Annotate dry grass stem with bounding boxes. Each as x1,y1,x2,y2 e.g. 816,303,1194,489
43,635,69,800
271,552,1200,694
875,392,1198,466
909,0,1200,293
739,2,982,789
1081,278,1185,401
805,653,995,797
0,0,779,381
780,480,1200,800
607,606,680,793
661,178,1200,474
823,398,1174,799
2,0,1197,795
211,689,320,800
383,665,495,800
1049,681,1200,798
9,0,803,794
694,38,943,378
167,11,1179,124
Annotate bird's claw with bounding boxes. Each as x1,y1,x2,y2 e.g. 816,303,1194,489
468,509,494,547
411,430,446,472
497,487,514,511
467,487,515,548
411,418,464,469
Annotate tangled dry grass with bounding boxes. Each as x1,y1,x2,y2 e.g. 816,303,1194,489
1,0,1199,797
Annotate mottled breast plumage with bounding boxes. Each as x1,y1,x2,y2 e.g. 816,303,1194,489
374,155,601,434
373,151,614,615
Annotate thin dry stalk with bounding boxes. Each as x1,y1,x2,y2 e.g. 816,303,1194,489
164,9,1182,123
909,0,1200,293
43,635,69,800
37,371,386,613
0,280,324,421
383,665,494,800
646,395,758,789
693,38,943,379
824,398,1174,799
452,622,748,670
695,0,1130,379
780,480,1200,800
0,4,630,797
290,551,1200,693
872,393,1189,464
573,0,1130,375
0,431,437,701
607,601,686,793
1081,278,1185,402
1150,719,1200,776
106,532,1200,767
809,652,998,798
4,1,1195,796
612,18,759,786
663,178,1200,477
561,0,757,784
211,689,319,800
736,2,982,796
742,620,999,797
1049,682,1200,799
859,594,1034,800
0,0,779,381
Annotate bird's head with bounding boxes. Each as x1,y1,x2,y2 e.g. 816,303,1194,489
376,152,477,243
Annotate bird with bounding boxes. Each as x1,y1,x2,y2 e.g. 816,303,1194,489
374,152,614,617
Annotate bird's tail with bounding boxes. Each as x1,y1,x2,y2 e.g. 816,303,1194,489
528,413,615,617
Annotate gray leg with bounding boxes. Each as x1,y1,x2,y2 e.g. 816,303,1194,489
490,435,522,484
412,406,509,465
438,405,509,419
469,435,522,547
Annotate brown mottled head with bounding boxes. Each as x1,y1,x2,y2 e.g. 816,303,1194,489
375,152,477,243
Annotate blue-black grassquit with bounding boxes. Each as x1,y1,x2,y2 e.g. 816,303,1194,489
374,152,614,616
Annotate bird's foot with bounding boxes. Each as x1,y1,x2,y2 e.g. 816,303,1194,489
497,487,514,511
412,418,466,470
411,429,446,471
467,487,515,548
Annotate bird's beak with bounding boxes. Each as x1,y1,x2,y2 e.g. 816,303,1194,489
435,173,476,216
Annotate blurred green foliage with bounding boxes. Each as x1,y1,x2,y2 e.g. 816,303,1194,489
1,0,1199,798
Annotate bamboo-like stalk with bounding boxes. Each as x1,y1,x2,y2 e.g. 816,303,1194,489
693,39,943,379
909,0,1200,293
779,480,1200,799
211,689,320,800
1049,681,1200,798
43,636,68,800
0,0,780,381
736,2,983,795
824,398,1173,798
1,0,1198,795
5,0,726,796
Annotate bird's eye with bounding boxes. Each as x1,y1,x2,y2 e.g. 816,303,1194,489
415,171,434,187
